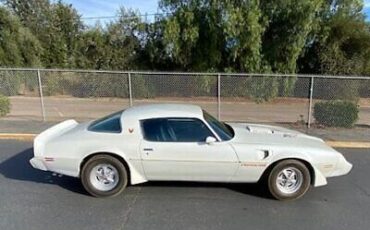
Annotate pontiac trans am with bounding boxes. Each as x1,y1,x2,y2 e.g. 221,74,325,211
30,104,352,200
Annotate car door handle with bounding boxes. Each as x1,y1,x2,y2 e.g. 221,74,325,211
143,148,153,151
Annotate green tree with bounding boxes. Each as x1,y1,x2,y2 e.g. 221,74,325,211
0,7,42,95
299,0,369,75
222,0,265,72
0,7,22,67
51,1,84,68
260,0,323,96
4,0,84,68
158,0,324,100
103,8,142,70
75,8,142,70
137,19,176,70
159,0,255,72
298,0,370,100
75,26,107,69
1,6,42,67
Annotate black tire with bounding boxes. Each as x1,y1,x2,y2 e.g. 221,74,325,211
81,155,128,198
267,160,311,201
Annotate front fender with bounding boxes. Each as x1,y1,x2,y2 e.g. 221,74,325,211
266,152,327,187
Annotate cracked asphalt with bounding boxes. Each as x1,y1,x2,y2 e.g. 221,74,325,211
0,140,369,230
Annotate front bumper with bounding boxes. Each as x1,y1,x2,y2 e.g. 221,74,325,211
29,157,48,171
331,156,353,177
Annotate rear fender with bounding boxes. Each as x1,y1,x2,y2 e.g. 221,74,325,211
34,120,78,157
80,147,147,185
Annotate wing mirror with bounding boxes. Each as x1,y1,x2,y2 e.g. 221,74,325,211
205,136,217,144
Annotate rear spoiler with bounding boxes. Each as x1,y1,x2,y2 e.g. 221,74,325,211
33,119,78,157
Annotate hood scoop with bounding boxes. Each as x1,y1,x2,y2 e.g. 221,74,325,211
246,125,297,137
246,125,274,134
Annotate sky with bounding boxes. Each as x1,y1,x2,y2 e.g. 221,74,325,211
62,0,160,24
63,0,370,24
364,0,370,18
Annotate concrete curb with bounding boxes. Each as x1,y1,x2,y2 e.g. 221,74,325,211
325,141,370,149
0,133,369,148
0,133,36,141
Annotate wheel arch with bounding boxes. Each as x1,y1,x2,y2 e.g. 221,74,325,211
260,158,316,185
79,152,131,184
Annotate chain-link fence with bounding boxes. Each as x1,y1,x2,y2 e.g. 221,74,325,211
0,68,369,128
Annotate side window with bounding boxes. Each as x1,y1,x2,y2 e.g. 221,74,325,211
141,118,214,142
88,111,122,133
142,119,173,142
167,118,214,142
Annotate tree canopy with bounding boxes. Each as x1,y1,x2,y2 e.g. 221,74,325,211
0,0,369,76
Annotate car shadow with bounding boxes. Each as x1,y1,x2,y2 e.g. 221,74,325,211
139,181,273,200
0,148,273,199
0,147,88,195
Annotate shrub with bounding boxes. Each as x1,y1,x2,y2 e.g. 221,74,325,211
0,94,10,117
314,100,359,128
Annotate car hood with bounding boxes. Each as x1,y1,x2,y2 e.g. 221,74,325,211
227,123,330,149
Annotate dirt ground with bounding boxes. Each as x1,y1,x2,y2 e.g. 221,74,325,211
4,96,370,126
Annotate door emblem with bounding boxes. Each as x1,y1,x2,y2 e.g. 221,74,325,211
128,128,134,133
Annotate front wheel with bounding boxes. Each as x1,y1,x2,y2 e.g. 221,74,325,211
267,160,311,201
81,155,128,197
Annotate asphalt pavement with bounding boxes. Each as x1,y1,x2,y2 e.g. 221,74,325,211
0,140,369,230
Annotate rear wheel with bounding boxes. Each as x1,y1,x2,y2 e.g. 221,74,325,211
81,155,128,197
268,160,311,201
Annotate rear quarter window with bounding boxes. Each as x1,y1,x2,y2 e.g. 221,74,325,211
88,111,123,133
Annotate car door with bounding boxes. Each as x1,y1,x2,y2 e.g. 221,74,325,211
139,118,239,182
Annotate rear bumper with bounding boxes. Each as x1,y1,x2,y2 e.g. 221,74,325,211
29,157,48,171
30,156,80,178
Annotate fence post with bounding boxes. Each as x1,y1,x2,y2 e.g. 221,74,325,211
307,76,314,128
37,69,46,122
128,72,133,107
217,73,221,120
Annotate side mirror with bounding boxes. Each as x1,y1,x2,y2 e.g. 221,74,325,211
205,136,217,144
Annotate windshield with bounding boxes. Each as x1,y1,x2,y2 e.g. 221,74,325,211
203,110,234,141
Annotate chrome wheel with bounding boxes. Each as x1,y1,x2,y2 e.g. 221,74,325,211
276,167,303,194
89,163,119,191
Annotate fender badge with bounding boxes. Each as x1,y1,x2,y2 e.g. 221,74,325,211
128,128,134,133
241,162,266,167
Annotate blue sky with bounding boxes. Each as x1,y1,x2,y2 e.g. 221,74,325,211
62,0,159,24
364,0,370,18
62,0,370,23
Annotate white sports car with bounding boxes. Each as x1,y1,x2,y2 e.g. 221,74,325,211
30,104,352,200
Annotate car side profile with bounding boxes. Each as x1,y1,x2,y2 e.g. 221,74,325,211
30,104,352,200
